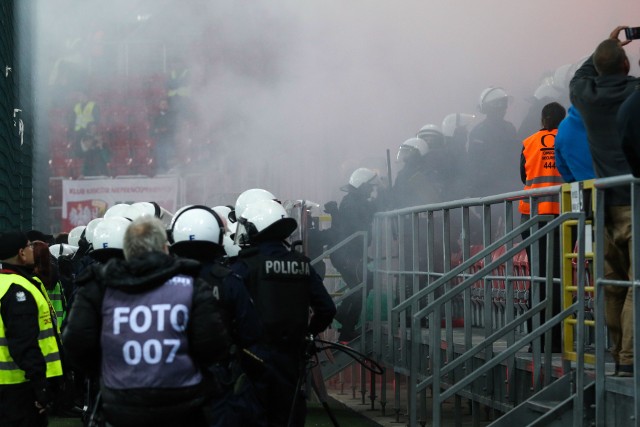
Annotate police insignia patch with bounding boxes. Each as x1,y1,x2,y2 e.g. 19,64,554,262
15,291,26,302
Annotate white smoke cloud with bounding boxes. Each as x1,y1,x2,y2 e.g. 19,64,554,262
30,0,640,213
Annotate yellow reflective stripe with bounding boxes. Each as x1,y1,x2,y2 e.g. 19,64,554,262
0,274,63,383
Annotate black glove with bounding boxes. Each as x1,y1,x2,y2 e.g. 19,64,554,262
324,201,338,215
32,378,52,412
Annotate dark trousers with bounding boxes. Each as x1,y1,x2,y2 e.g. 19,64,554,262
331,255,370,339
0,383,48,427
253,349,306,427
521,214,562,352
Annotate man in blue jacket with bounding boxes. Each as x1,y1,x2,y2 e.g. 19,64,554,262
554,105,595,183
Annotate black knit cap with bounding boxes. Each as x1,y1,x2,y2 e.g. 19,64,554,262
0,231,29,260
26,229,54,245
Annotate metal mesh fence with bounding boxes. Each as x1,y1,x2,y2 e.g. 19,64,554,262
0,0,33,232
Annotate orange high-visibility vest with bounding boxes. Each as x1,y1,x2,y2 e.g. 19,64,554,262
519,129,564,215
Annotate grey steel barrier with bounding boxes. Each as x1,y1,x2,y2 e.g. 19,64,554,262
369,184,590,427
592,175,640,427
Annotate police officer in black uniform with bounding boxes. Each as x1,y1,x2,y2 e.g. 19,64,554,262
231,199,336,427
168,205,266,427
63,216,230,427
327,168,385,343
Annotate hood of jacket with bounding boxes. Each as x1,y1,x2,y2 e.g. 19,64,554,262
77,251,202,293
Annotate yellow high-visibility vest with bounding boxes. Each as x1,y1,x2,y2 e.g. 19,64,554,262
74,101,96,131
0,274,63,384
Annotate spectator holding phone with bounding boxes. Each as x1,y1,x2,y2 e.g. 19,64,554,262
618,63,640,177
570,25,640,377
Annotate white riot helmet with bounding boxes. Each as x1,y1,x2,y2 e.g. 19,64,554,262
84,218,103,245
49,243,78,259
229,188,277,223
478,87,509,114
68,225,86,247
533,80,563,101
236,199,297,244
126,202,159,220
168,205,225,246
417,124,444,146
347,168,378,189
126,201,173,228
212,205,237,234
397,137,429,162
222,234,241,257
104,203,131,219
552,63,574,91
441,113,476,137
92,217,131,250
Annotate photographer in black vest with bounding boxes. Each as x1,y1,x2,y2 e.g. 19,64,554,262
231,199,336,427
63,216,230,427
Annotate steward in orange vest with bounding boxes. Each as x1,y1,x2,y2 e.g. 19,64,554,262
519,102,567,215
518,101,566,353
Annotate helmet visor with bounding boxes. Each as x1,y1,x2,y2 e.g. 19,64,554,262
397,145,419,162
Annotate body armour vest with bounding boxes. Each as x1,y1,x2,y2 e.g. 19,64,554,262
100,274,202,390
241,250,311,345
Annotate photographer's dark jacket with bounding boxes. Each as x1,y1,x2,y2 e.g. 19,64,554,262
570,54,640,206
62,251,230,426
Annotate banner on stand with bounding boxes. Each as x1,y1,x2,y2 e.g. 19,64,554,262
61,177,179,230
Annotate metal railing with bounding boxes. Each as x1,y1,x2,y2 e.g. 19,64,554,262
370,185,591,426
593,175,640,427
317,175,640,426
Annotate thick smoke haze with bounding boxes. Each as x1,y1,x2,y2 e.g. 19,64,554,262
31,0,640,218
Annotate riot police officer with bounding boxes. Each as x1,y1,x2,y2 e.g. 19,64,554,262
168,205,265,427
231,199,336,427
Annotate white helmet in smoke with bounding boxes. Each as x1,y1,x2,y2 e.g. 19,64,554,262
236,199,297,244
126,202,161,221
478,87,509,114
417,124,445,147
348,167,378,189
441,113,476,137
552,63,574,91
212,205,237,234
533,81,563,101
417,124,443,139
397,137,429,162
68,225,86,247
169,205,224,246
92,217,131,250
104,203,131,219
223,234,241,257
231,188,277,223
49,243,78,259
84,218,103,244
